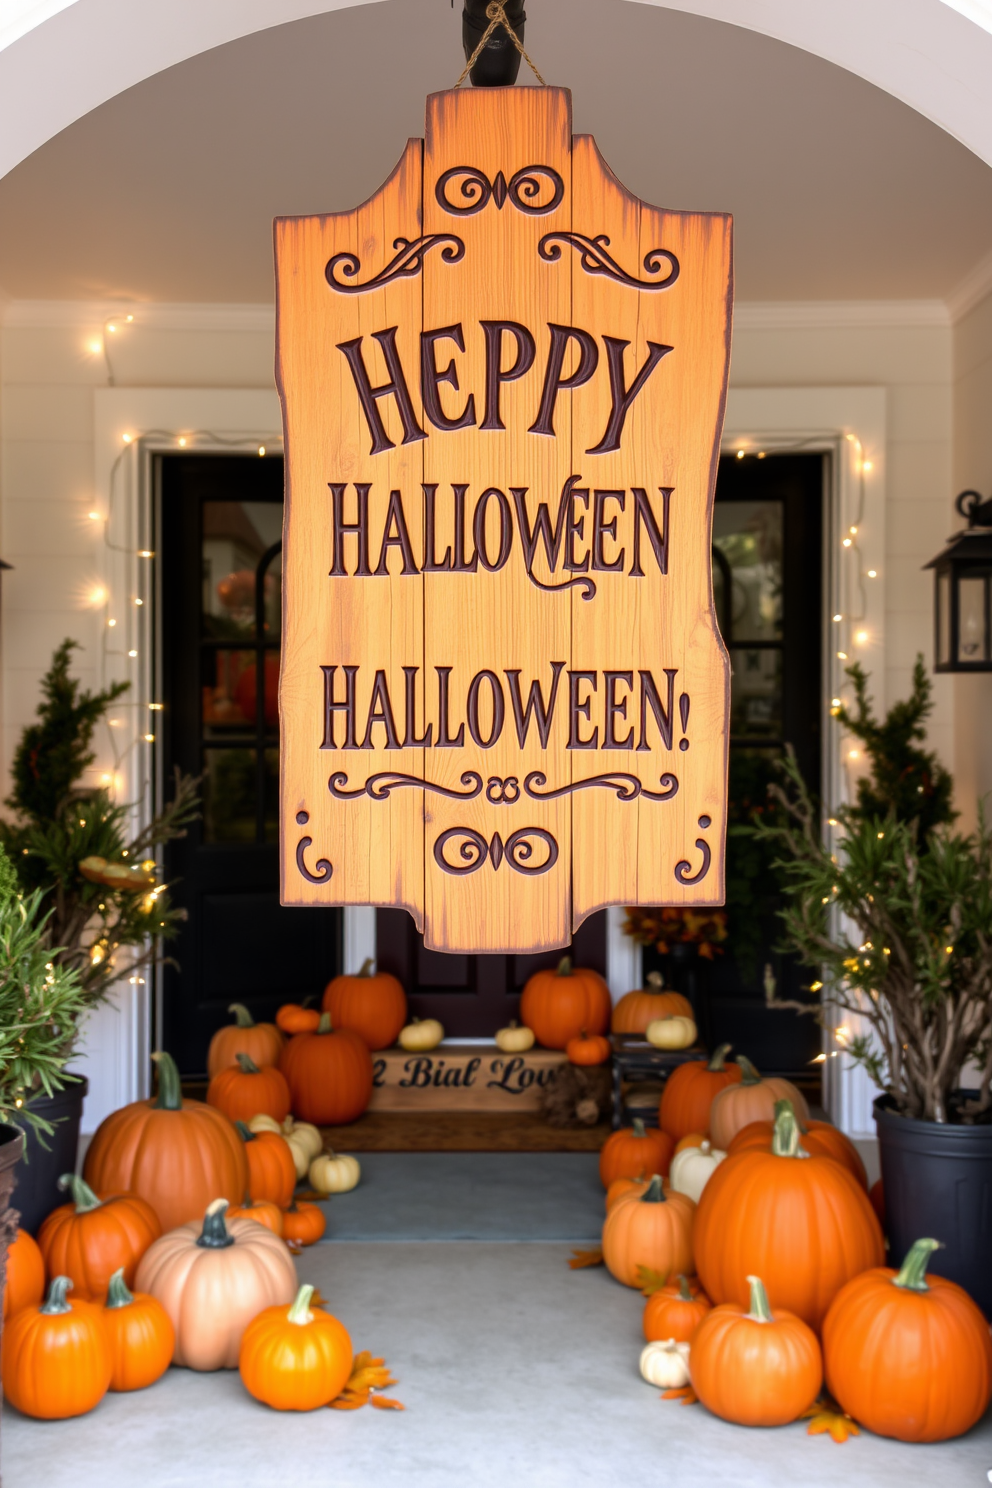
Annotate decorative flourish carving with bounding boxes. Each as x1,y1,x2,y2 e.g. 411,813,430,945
486,776,520,804
328,770,483,801
523,771,679,802
433,827,559,876
294,812,333,884
537,232,680,291
325,234,465,294
435,165,564,217
675,839,711,885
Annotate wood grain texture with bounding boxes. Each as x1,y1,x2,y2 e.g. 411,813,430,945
368,1043,566,1112
276,88,732,954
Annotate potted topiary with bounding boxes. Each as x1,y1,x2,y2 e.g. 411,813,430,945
758,659,992,1316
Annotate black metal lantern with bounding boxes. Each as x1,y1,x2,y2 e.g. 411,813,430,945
926,490,992,672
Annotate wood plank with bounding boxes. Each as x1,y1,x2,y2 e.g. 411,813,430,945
369,1042,566,1111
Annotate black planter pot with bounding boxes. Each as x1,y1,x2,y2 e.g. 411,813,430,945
15,1075,88,1235
874,1092,992,1318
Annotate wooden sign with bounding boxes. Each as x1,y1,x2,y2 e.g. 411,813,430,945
368,1045,566,1113
275,87,732,954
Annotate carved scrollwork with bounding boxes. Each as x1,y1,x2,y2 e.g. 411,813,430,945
674,838,712,885
328,770,483,801
325,234,465,294
434,165,564,217
294,811,333,884
433,827,559,877
537,232,680,291
485,775,520,804
523,771,679,802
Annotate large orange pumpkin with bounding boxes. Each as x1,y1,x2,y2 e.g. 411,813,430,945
519,956,611,1050
83,1051,249,1233
611,972,693,1034
602,1175,695,1288
690,1274,822,1426
207,1003,284,1078
605,1174,652,1211
104,1267,175,1392
599,1118,674,1189
658,1044,742,1141
708,1056,809,1150
207,1054,291,1125
323,958,407,1051
643,1274,712,1342
728,1103,868,1188
2,1276,112,1419
278,1013,373,1125
38,1174,161,1301
3,1228,45,1320
236,1122,297,1208
240,1282,353,1411
823,1237,992,1442
695,1103,884,1330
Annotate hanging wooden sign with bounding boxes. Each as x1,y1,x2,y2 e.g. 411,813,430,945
275,86,732,954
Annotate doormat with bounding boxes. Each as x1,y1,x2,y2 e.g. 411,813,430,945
317,1111,610,1153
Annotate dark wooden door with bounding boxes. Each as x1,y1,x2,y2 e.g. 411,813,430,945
158,454,341,1075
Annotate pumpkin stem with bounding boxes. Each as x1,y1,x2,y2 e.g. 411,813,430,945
735,1055,763,1088
287,1283,316,1325
676,1274,694,1303
772,1096,807,1133
150,1050,183,1111
893,1238,942,1292
770,1101,804,1159
556,956,573,977
235,1053,261,1075
639,1174,666,1204
646,971,664,989
234,1120,256,1144
197,1198,235,1249
228,1004,255,1028
700,1140,712,1155
106,1268,135,1310
745,1275,774,1324
707,1043,733,1072
357,958,375,978
58,1172,103,1213
632,1117,647,1139
40,1276,74,1315
317,1012,332,1034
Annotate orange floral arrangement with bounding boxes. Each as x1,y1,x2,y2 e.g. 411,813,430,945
622,907,728,960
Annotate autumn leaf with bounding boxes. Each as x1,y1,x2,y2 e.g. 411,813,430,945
802,1400,861,1443
660,1386,697,1405
636,1265,669,1296
370,1395,406,1411
329,1350,403,1411
568,1247,604,1270
330,1390,369,1411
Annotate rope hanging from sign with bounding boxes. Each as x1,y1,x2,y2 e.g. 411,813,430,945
453,1,546,89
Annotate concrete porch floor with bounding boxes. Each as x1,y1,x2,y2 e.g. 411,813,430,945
4,1238,990,1488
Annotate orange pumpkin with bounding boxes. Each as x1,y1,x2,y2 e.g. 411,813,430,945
38,1174,161,1301
690,1274,823,1426
605,1174,652,1211
728,1104,868,1188
695,1103,884,1330
276,1003,321,1035
602,1175,695,1289
708,1056,809,1150
519,956,611,1050
239,1282,353,1411
323,958,407,1051
599,1118,674,1189
673,1132,706,1155
228,1198,284,1236
823,1237,992,1442
207,1003,284,1078
566,1030,611,1066
658,1044,742,1141
281,1200,326,1247
2,1276,112,1419
611,972,693,1034
235,1122,297,1208
104,1266,175,1392
207,1053,291,1125
278,1013,373,1125
83,1051,249,1233
3,1228,45,1320
643,1274,712,1342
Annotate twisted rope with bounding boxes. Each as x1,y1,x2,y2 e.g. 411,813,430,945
454,1,546,89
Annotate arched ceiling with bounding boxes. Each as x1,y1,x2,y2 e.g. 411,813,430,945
1,0,991,303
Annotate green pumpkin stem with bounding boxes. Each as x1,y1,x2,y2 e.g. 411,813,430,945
639,1174,666,1204
317,1012,332,1034
235,1053,260,1075
228,1004,255,1028
707,1043,733,1072
106,1268,135,1310
893,1238,942,1292
40,1276,74,1315
287,1283,316,1325
746,1275,774,1324
151,1051,183,1111
677,1274,694,1303
196,1198,235,1249
632,1118,647,1139
234,1120,256,1144
556,956,573,977
770,1101,804,1158
357,958,374,978
772,1096,808,1133
58,1172,103,1213
735,1055,762,1087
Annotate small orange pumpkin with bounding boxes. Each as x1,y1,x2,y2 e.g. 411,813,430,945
228,1198,284,1236
566,1030,611,1066
599,1118,674,1189
323,958,407,1051
611,972,693,1034
235,1122,297,1208
674,1132,706,1155
602,1174,695,1289
239,1282,352,1411
104,1266,175,1392
708,1056,809,1150
690,1274,822,1426
207,1053,291,1125
519,956,611,1050
643,1274,712,1342
3,1228,45,1320
605,1174,652,1211
728,1103,868,1188
280,1201,326,1247
38,1174,162,1302
279,1013,373,1126
658,1044,742,1141
207,1003,284,1078
2,1276,112,1419
276,1003,321,1035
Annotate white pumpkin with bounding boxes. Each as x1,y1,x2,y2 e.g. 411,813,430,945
645,1014,697,1050
494,1020,535,1054
639,1338,691,1389
247,1113,282,1136
247,1113,308,1178
283,1118,323,1160
309,1150,361,1195
399,1017,444,1052
669,1138,726,1204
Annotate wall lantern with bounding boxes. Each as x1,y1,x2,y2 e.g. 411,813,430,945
926,490,992,672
